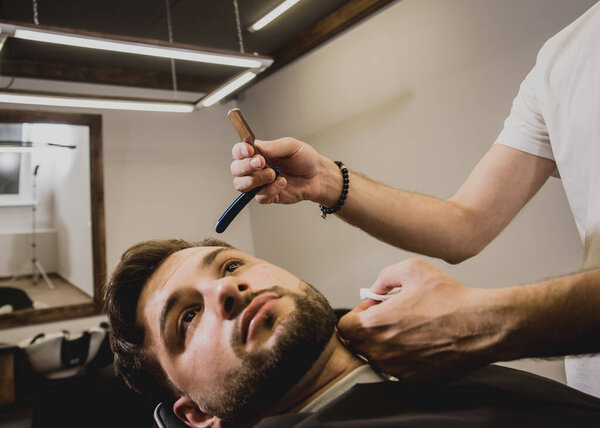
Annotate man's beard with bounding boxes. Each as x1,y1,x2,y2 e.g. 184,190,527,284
193,282,337,423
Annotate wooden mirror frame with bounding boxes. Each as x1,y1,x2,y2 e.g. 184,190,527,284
0,109,105,329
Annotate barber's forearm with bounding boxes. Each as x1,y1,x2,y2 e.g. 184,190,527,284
313,146,555,264
488,269,600,361
316,167,482,263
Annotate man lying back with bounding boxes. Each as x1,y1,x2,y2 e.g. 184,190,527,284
105,238,379,427
104,239,600,427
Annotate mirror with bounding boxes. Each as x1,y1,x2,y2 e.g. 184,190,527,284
0,109,105,329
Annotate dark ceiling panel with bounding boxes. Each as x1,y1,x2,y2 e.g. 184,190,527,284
0,0,351,53
1,0,168,38
0,0,396,97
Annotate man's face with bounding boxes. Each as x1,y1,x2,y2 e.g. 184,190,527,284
137,246,336,423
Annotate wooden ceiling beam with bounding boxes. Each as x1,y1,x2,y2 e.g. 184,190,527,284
0,58,221,94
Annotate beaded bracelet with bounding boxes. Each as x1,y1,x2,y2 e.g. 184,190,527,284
319,161,349,219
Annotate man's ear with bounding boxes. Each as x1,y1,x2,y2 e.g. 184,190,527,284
173,396,217,428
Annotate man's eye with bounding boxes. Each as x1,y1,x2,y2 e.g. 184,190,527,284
182,309,197,323
180,307,201,337
225,261,241,273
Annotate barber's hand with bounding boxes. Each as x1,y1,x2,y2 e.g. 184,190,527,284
231,137,340,205
338,259,500,382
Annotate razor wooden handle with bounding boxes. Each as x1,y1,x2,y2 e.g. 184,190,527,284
228,108,255,146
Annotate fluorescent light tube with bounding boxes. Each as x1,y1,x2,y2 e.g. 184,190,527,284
199,72,257,107
250,0,302,32
0,93,195,113
13,28,265,69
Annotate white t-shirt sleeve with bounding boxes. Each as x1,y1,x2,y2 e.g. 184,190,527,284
493,66,555,161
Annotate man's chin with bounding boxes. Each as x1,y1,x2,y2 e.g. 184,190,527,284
206,282,337,424
244,301,294,352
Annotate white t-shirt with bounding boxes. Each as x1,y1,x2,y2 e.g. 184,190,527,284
494,1,600,397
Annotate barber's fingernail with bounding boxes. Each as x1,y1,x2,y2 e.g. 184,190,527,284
277,178,286,187
241,146,250,157
250,158,261,168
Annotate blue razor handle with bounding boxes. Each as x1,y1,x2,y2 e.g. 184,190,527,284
215,167,280,233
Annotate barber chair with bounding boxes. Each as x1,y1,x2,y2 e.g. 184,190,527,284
19,323,154,428
153,402,187,428
32,364,156,428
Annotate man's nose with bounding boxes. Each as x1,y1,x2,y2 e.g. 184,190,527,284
208,277,250,320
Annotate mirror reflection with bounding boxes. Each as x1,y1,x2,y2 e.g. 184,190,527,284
0,112,104,327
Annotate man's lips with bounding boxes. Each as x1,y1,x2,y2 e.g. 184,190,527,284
240,293,280,344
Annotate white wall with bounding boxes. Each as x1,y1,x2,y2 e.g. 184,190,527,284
47,125,94,296
100,101,256,267
239,0,596,382
0,230,56,277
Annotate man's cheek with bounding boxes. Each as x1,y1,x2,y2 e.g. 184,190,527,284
245,265,296,289
244,266,274,285
189,324,239,363
188,345,241,383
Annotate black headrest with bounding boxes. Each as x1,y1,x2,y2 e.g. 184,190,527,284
153,402,188,428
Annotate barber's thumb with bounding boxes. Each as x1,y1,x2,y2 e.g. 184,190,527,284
255,138,298,159
337,299,378,340
370,265,407,295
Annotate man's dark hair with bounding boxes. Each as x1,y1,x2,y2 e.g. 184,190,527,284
103,238,233,403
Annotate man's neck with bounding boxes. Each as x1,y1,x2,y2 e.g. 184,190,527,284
266,334,364,416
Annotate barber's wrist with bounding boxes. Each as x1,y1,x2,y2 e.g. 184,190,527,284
314,157,345,207
500,283,567,361
476,286,529,362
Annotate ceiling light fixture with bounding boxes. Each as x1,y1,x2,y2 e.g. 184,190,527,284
0,21,274,112
198,71,256,107
0,91,195,113
249,0,302,32
0,23,272,69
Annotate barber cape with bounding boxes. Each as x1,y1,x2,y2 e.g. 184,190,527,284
153,365,600,427
254,365,600,427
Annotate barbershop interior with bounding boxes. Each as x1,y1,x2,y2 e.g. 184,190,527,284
1,0,598,427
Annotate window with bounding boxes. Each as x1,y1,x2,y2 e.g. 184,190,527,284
0,152,22,195
0,124,33,206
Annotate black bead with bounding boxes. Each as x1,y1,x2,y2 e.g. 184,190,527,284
320,161,350,217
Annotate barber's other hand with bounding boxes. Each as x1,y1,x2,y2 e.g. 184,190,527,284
231,138,341,205
337,259,502,382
